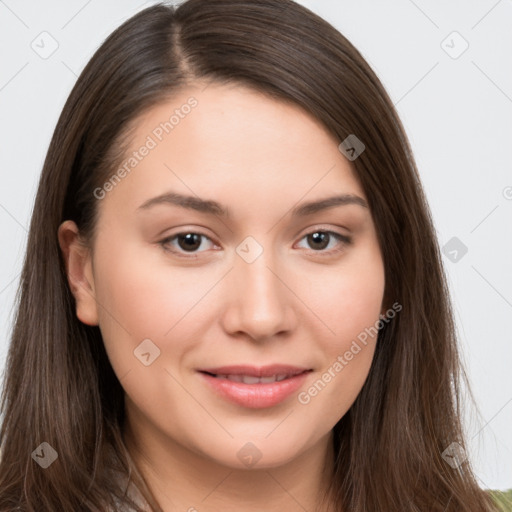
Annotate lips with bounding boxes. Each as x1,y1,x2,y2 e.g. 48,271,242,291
196,364,313,408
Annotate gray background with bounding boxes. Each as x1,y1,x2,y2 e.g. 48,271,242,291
0,0,511,490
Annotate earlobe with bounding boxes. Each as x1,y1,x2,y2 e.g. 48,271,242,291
57,220,99,326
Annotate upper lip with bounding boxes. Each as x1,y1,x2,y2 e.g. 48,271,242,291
197,364,312,378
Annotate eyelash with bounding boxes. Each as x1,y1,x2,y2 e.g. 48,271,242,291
158,228,352,259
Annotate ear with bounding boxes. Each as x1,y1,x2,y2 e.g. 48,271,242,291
58,220,99,326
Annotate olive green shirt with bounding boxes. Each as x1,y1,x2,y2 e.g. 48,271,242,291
489,489,512,511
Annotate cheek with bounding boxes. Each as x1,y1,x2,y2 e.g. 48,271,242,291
93,226,221,325
298,342,376,427
297,278,382,423
305,242,385,344
90,236,209,371
297,244,384,414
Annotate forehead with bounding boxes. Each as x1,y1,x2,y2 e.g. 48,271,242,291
98,82,367,217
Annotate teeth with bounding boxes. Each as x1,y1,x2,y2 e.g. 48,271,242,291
260,376,278,383
241,375,260,384
214,374,291,383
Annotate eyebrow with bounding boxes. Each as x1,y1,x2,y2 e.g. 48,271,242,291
137,191,368,217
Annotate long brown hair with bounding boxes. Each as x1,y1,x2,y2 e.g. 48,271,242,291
0,1,498,510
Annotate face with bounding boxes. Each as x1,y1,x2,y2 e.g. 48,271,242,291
63,82,385,470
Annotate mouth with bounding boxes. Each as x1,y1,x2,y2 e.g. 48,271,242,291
199,371,309,384
197,364,311,381
196,365,313,408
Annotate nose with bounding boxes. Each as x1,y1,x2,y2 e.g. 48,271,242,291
220,246,296,342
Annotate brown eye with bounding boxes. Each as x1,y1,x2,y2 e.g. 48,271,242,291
307,232,330,250
176,233,202,251
160,232,215,256
296,229,352,255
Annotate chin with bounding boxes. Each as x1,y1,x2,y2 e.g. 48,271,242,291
199,435,312,471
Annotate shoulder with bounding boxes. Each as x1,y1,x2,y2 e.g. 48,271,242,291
487,489,512,510
107,469,148,512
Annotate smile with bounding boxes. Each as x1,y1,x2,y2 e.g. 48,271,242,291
197,365,313,408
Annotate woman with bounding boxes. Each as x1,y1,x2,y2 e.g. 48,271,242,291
0,0,500,510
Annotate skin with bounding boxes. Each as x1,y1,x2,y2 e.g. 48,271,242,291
59,82,386,512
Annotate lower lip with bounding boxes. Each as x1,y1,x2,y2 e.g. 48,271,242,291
198,371,311,409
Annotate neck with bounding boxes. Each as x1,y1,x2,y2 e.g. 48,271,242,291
122,415,337,512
